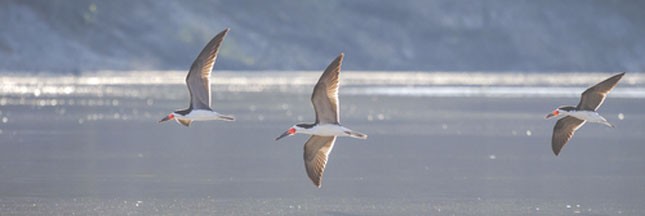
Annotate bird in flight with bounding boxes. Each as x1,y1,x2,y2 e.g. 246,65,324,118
275,53,367,188
159,28,235,127
545,72,625,155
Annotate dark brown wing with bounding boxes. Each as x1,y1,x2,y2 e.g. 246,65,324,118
303,135,336,188
186,28,229,110
577,72,625,111
311,53,343,124
552,116,586,156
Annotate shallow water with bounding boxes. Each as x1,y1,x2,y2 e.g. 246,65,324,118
0,71,644,215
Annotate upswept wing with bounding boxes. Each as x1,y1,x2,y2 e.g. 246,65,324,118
577,72,625,111
186,28,229,110
312,53,343,124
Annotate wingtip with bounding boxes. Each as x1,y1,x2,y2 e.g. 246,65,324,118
309,174,323,188
218,28,230,36
552,143,560,156
615,72,626,78
307,175,322,188
336,53,344,62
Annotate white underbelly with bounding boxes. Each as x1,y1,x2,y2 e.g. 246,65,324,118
306,124,348,136
177,110,221,121
568,111,605,122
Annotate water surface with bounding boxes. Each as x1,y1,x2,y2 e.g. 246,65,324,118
0,71,644,215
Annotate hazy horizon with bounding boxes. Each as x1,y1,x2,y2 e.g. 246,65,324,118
2,1,645,72
2,1,645,215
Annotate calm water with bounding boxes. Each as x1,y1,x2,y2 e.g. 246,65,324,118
0,71,644,215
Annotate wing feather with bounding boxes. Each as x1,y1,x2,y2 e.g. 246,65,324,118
177,119,192,127
311,53,343,124
186,28,229,110
577,72,625,111
552,116,586,156
303,135,336,188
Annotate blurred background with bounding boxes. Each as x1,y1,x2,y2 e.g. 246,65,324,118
1,0,645,73
1,1,645,215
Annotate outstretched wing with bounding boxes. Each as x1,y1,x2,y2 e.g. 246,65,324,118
311,53,343,124
577,72,625,111
552,116,586,156
186,28,229,110
303,135,337,188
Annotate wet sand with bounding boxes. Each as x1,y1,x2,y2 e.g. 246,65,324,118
0,74,644,215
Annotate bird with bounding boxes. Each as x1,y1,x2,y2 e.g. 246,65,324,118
275,53,367,188
159,28,235,127
545,72,625,156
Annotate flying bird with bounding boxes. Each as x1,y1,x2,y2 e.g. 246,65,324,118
545,72,625,155
275,53,367,188
159,28,235,127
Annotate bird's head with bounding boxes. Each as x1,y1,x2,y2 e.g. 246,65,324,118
159,113,175,123
545,106,575,119
275,124,308,141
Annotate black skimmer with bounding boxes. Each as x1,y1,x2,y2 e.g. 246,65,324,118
159,28,235,127
545,72,625,155
275,53,367,188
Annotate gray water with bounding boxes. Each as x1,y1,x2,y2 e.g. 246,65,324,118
0,71,644,215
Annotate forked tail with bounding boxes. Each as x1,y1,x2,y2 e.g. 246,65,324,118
218,115,236,122
346,130,368,139
596,115,614,128
602,121,615,128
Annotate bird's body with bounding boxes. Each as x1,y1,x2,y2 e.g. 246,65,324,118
292,123,368,138
546,72,625,155
275,53,367,188
174,110,234,122
562,110,612,127
159,28,235,126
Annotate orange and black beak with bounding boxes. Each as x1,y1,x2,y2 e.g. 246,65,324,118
545,110,559,119
159,114,174,123
275,128,296,141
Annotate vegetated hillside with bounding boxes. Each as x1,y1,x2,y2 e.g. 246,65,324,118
1,0,644,73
